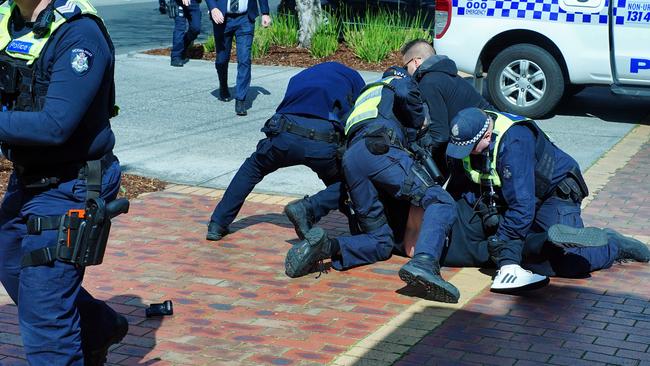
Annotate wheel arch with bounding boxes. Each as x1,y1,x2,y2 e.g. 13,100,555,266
478,30,570,84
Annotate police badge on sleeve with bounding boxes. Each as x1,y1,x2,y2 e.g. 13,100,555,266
70,48,93,75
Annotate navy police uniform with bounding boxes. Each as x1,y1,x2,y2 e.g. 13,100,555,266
442,198,618,277
207,62,365,239
446,110,615,272
207,0,269,106
171,0,202,65
334,76,456,271
0,0,125,364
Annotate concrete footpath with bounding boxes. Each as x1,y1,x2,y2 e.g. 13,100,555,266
0,53,648,365
111,54,645,198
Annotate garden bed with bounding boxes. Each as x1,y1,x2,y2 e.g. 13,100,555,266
145,10,430,72
143,43,404,72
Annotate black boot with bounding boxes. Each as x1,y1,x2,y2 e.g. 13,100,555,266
217,69,231,101
607,228,650,262
547,224,609,248
84,314,128,366
284,197,315,240
399,254,460,303
206,221,229,241
235,99,247,116
285,228,332,278
219,86,231,101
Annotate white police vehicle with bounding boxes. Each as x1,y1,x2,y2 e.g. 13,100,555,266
433,0,650,117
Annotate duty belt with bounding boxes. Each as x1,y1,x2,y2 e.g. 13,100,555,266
265,116,342,144
13,152,115,190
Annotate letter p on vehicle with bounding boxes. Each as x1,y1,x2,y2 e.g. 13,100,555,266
630,58,650,73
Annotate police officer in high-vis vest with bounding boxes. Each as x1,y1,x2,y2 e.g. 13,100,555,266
285,67,461,304
0,0,128,364
445,107,594,293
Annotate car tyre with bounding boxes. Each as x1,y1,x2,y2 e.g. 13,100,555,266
487,44,564,118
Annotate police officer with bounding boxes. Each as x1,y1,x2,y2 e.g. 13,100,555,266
285,67,460,304
0,0,127,364
399,198,649,277
401,39,494,175
170,0,202,67
445,107,592,293
206,62,365,241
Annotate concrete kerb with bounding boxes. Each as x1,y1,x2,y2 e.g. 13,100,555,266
157,121,650,365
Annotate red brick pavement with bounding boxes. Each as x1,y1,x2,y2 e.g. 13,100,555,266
0,142,648,365
395,142,650,366
0,188,459,365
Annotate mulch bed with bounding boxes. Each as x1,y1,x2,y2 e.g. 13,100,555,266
0,158,167,200
143,43,404,72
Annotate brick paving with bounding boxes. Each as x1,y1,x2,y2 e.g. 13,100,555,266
0,130,648,365
0,191,461,365
395,140,650,366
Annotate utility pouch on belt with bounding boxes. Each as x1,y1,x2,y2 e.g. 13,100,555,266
365,135,389,155
555,167,588,203
0,61,19,94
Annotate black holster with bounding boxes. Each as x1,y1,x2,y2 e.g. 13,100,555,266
20,156,130,268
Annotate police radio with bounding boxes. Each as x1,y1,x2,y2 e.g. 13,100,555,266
478,151,501,235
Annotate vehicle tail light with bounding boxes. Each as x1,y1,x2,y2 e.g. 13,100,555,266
435,0,452,38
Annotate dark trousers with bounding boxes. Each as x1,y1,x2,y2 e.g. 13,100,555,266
171,0,202,60
334,140,456,271
213,13,254,101
210,131,343,229
0,160,122,365
442,198,617,278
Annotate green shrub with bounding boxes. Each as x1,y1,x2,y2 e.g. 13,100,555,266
203,35,215,53
342,9,433,63
310,12,339,58
252,24,272,59
343,11,394,63
269,13,299,47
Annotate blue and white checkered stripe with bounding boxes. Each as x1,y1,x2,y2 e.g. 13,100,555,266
614,0,626,25
454,0,610,24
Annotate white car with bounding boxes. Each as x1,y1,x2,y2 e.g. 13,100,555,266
432,0,650,118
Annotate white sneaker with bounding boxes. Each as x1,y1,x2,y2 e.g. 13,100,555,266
491,264,549,294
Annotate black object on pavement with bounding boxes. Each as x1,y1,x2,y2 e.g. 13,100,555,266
145,300,174,317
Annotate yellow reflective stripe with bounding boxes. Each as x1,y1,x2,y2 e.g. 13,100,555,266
344,76,396,135
0,2,13,51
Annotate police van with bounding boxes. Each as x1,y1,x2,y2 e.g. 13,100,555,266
432,0,650,117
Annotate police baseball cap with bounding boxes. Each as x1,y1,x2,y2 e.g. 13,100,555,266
446,108,491,159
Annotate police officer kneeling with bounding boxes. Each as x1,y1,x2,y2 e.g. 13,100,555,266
0,0,129,364
446,108,592,293
285,67,460,303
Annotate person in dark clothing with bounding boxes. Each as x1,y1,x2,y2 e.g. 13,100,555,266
392,198,649,278
207,0,271,115
206,62,365,241
445,107,592,294
170,0,202,67
401,39,493,174
284,69,460,304
0,0,127,363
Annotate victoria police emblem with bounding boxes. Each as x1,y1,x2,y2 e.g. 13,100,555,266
70,48,93,75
